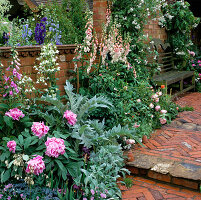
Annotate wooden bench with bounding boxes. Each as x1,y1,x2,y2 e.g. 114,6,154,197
150,38,195,98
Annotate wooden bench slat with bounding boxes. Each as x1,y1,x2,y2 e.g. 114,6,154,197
150,38,195,97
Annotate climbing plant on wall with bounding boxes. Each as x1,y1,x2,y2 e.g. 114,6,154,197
159,0,200,69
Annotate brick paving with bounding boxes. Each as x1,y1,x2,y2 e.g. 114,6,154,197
119,176,201,200
121,93,201,199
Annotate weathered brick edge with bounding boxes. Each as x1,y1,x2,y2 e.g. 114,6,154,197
126,166,200,191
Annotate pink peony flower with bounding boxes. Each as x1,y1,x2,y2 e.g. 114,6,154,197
159,118,167,124
31,122,49,139
7,141,16,153
63,110,77,126
45,137,65,158
160,110,167,114
26,155,45,175
155,105,161,111
5,108,25,120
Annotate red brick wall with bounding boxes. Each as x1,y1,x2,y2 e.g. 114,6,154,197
93,1,167,42
93,0,108,40
0,45,77,96
144,19,167,41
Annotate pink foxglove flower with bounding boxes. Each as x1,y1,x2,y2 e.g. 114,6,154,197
63,110,77,126
159,118,167,125
155,105,161,111
5,108,25,120
45,137,65,158
26,155,45,175
31,122,49,139
7,141,16,153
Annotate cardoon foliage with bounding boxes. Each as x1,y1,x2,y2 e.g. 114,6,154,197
35,17,47,45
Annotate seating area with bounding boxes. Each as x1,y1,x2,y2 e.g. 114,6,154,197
150,38,195,98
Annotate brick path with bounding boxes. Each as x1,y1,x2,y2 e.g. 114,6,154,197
121,93,201,199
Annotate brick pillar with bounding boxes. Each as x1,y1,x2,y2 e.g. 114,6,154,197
93,0,108,41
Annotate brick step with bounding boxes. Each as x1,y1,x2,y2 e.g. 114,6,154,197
125,150,201,191
126,165,200,191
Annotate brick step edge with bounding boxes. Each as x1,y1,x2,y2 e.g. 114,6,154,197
126,166,200,191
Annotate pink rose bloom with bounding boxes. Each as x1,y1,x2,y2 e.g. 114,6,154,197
5,108,25,120
155,105,161,111
31,122,49,139
100,193,106,198
45,137,65,158
198,60,201,63
160,110,167,114
126,139,135,145
176,107,179,110
160,118,167,125
199,64,201,66
155,98,159,103
133,123,140,128
7,141,16,153
63,110,77,126
26,155,45,175
151,94,158,99
156,91,162,96
192,64,195,67
149,103,154,108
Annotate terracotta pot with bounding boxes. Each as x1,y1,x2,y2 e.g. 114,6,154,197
127,150,134,162
142,135,148,144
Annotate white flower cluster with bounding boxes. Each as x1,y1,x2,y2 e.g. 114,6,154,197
18,75,36,93
34,43,60,86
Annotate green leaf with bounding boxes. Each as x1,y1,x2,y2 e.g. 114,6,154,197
55,159,66,172
1,170,10,183
36,145,45,151
18,135,24,145
24,138,31,149
3,116,13,129
0,151,10,161
0,103,9,109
